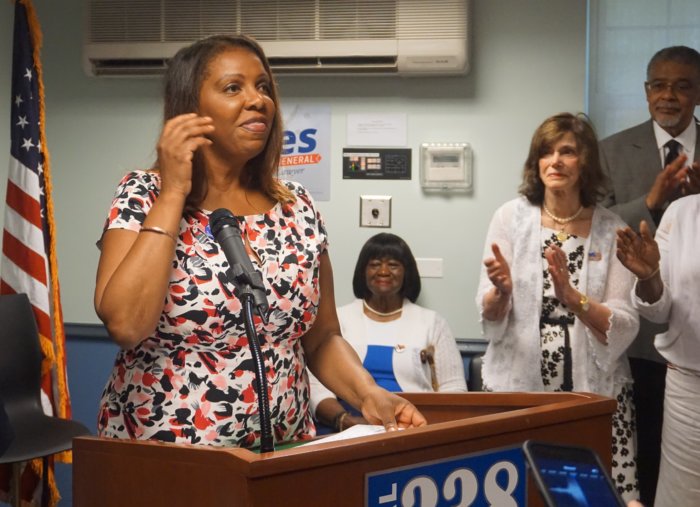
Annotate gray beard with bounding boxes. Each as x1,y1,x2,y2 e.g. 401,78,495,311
656,115,682,129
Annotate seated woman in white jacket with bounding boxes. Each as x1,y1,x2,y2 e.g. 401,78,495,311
309,233,467,433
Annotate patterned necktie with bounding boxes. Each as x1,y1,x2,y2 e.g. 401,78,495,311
664,139,682,167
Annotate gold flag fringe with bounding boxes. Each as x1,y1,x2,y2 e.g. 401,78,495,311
15,3,73,506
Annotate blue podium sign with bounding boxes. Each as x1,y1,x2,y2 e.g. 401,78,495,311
366,446,526,507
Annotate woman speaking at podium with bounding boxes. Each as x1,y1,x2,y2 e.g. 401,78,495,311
93,34,425,450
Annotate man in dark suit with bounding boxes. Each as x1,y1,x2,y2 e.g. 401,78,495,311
599,45,700,506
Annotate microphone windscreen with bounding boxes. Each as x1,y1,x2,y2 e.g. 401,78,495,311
209,208,238,237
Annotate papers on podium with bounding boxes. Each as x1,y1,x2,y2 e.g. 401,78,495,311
302,425,387,446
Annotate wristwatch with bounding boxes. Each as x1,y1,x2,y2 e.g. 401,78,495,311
578,293,590,313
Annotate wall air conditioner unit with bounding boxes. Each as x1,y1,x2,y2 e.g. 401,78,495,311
84,0,470,77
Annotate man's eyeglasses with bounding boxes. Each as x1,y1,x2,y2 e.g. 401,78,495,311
645,80,698,96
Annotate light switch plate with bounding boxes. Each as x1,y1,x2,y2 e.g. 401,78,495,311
360,195,392,227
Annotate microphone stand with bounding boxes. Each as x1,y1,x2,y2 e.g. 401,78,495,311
210,208,274,452
229,262,274,453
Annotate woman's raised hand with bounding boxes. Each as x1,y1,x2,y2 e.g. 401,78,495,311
156,113,214,198
616,220,660,279
484,243,513,296
544,244,578,306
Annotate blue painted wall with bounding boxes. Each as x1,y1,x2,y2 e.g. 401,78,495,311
54,330,119,506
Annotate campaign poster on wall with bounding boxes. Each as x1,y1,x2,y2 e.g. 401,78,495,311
280,104,331,201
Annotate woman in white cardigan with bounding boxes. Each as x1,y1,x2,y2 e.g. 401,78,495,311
476,113,640,502
310,233,467,433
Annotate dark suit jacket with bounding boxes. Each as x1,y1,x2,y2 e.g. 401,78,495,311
599,118,700,362
599,118,700,235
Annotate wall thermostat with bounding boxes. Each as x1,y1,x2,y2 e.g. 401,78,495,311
419,143,472,191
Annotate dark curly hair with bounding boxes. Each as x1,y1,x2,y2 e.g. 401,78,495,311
519,112,606,207
352,233,421,303
160,34,292,211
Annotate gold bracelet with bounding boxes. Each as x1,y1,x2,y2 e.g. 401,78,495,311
638,266,660,282
338,412,349,432
333,411,349,432
140,226,177,243
577,292,590,313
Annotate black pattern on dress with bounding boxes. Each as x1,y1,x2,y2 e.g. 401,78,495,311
540,228,638,501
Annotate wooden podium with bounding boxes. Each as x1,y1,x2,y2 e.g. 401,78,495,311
73,392,616,506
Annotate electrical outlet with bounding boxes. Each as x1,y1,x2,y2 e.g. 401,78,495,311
360,195,392,227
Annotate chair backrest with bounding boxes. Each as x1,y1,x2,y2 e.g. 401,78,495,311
468,354,484,392
0,396,13,455
0,293,43,407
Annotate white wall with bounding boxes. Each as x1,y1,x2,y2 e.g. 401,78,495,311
0,0,587,338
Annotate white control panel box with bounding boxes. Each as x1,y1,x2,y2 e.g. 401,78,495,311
420,143,472,191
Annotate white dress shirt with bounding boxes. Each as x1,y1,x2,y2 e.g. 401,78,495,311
653,119,697,169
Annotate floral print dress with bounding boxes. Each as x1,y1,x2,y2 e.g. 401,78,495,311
97,171,327,449
540,228,638,501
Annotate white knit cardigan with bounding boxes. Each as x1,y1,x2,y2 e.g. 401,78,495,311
475,197,639,398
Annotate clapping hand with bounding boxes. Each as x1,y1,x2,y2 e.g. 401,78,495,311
616,221,660,279
484,243,512,296
544,244,577,306
646,154,689,209
682,161,700,196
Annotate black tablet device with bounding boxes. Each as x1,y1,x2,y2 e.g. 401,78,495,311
522,440,626,507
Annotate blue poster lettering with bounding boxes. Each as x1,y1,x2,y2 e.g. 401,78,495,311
282,128,318,154
282,130,296,155
298,129,317,153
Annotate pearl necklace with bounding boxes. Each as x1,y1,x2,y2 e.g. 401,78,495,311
542,203,584,224
363,300,403,317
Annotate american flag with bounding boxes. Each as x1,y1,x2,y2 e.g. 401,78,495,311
0,0,70,504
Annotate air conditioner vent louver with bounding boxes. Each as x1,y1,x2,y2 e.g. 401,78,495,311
269,55,398,74
92,59,170,77
85,0,470,76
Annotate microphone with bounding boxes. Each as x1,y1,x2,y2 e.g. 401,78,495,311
209,208,269,324
209,208,274,451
